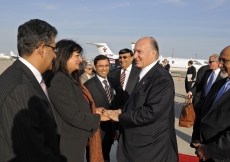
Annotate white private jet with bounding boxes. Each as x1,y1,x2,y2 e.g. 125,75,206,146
0,51,18,60
0,53,11,59
87,42,208,72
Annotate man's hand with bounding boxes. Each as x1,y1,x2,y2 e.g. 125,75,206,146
100,113,111,121
195,144,211,161
186,92,192,99
103,109,122,122
96,107,106,114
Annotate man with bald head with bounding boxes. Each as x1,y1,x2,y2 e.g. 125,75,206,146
191,46,230,162
104,37,178,162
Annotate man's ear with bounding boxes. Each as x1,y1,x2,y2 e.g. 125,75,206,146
37,44,45,58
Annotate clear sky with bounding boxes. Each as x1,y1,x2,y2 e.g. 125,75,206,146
0,0,230,60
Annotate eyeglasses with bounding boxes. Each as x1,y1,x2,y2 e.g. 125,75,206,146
218,58,230,64
119,56,131,59
209,61,215,64
45,44,59,53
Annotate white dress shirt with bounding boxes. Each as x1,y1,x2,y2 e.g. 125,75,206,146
139,60,158,81
96,75,110,89
19,57,42,83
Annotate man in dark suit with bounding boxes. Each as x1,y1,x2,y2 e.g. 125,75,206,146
185,60,196,93
0,19,61,162
104,37,178,162
191,46,230,161
190,64,209,109
84,55,122,162
109,48,141,107
162,58,170,72
187,54,223,114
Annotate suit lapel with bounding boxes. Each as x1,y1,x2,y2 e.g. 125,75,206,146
94,77,110,105
14,60,59,131
123,63,159,111
108,77,114,101
202,79,226,118
126,66,140,95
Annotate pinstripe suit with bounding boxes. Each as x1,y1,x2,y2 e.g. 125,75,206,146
0,60,61,162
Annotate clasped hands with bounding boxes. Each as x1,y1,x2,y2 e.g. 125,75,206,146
193,141,211,161
96,108,122,122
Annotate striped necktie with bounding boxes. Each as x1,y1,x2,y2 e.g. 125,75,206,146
103,80,111,104
120,69,126,88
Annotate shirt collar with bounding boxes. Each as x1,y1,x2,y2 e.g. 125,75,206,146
96,74,108,82
122,64,132,71
139,60,157,80
19,56,42,83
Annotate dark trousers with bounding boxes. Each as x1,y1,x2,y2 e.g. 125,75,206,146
185,81,193,93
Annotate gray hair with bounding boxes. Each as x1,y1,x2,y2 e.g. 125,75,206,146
210,54,219,61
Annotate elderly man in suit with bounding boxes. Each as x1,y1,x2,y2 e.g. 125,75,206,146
104,37,178,162
185,60,196,93
0,19,61,162
84,55,121,162
187,54,223,115
80,64,95,84
191,46,230,162
109,48,140,107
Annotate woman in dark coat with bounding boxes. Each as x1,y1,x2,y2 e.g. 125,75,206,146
47,39,109,162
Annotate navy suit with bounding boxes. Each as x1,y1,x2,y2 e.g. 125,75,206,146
190,68,222,115
192,78,230,161
117,63,178,162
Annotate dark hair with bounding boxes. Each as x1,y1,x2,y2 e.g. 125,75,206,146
188,60,193,65
53,39,83,84
17,19,57,56
94,55,110,65
149,37,159,59
119,48,133,56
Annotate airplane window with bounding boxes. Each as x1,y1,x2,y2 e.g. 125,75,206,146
172,61,174,64
193,61,202,65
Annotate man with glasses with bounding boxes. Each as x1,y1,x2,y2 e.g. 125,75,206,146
191,47,230,161
0,19,60,161
80,64,95,84
187,54,224,114
109,48,140,107
84,55,121,162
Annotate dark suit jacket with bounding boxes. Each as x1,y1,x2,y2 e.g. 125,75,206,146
117,63,178,162
192,78,230,161
191,68,222,112
48,71,100,162
164,63,170,71
0,60,60,162
185,65,196,82
109,65,141,107
84,76,122,146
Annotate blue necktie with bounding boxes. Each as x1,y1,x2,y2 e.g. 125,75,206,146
213,79,230,104
205,71,215,96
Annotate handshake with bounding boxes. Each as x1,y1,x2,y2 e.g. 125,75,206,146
96,108,122,122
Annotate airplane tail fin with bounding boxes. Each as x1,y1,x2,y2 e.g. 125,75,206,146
86,43,118,59
131,42,136,51
10,51,18,59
